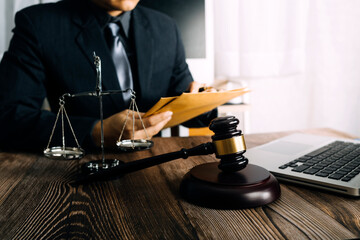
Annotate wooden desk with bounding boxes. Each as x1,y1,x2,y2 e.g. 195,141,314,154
0,129,359,239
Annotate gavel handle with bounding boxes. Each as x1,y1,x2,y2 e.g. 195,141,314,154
78,142,215,183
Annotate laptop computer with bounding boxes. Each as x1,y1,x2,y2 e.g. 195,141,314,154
244,133,360,196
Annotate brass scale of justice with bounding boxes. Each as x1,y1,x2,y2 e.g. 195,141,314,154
44,53,281,209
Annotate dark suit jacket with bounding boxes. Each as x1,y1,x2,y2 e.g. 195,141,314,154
0,0,215,152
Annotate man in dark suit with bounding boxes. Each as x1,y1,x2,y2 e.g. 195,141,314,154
0,0,216,151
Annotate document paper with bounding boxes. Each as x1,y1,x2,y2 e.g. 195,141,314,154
143,88,250,128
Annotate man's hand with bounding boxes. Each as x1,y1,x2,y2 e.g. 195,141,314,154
187,81,217,93
92,110,173,148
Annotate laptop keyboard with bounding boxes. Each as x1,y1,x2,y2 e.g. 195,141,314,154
279,141,360,182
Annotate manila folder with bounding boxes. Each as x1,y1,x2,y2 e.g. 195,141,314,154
143,88,250,129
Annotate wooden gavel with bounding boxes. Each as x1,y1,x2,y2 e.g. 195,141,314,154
77,116,248,183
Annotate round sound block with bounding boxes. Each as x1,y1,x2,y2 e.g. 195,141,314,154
180,163,281,209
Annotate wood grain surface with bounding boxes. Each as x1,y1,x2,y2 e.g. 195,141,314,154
0,129,359,239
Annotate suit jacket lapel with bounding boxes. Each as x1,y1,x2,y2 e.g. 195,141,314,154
132,8,154,100
72,12,126,111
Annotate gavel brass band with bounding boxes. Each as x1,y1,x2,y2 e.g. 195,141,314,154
213,135,246,156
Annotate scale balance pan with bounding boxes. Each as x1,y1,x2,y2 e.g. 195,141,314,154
116,139,154,152
44,146,85,160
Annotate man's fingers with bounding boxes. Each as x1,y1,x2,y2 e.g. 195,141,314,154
120,111,172,133
99,110,172,147
141,111,173,128
200,86,217,92
119,109,144,119
135,113,172,138
133,111,145,118
189,82,200,93
188,81,217,93
102,109,173,142
187,81,205,93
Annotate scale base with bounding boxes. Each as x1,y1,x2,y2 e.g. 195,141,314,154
180,163,281,209
81,159,124,176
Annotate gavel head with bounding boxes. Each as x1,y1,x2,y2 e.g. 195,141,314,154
209,116,248,172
